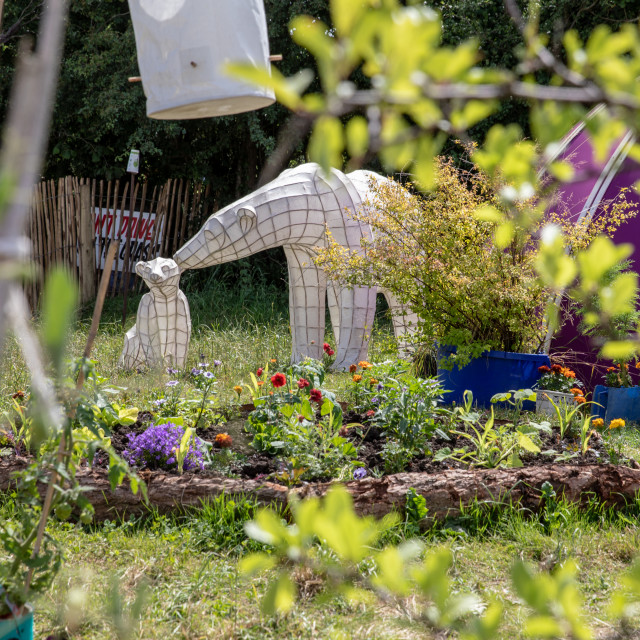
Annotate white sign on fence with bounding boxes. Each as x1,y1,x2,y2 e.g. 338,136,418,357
94,208,164,271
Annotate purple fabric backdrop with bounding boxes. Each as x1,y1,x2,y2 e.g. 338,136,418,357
549,119,640,389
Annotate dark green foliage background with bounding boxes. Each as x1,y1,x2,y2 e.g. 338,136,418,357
1,0,639,289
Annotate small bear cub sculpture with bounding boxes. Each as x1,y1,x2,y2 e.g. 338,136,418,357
119,257,191,370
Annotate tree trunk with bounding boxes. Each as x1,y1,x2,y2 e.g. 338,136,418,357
2,460,639,521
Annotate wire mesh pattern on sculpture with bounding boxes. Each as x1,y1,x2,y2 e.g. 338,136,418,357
119,258,191,369
173,163,417,369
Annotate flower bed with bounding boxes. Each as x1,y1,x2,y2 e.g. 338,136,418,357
1,355,632,492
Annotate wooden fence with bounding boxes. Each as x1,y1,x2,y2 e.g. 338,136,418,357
26,176,214,309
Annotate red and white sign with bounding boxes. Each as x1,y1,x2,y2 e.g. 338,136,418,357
94,208,164,271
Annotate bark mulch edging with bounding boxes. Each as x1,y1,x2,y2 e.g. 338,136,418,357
2,459,640,522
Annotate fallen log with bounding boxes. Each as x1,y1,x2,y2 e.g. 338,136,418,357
2,459,640,521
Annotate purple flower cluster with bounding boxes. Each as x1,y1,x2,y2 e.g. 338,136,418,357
123,422,204,472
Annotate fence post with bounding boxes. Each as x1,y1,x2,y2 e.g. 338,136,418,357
79,183,96,304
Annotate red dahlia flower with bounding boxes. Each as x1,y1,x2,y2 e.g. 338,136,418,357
297,378,310,389
310,388,322,403
271,372,286,388
257,367,264,377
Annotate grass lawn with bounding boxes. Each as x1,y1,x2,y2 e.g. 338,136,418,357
3,275,640,638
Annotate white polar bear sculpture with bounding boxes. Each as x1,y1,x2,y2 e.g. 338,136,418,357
173,163,417,369
119,257,191,369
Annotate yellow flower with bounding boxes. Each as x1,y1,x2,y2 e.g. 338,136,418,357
609,418,625,430
592,418,604,429
352,375,363,383
233,385,243,395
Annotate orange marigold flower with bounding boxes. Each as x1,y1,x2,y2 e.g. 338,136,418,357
561,368,576,378
570,388,584,396
215,433,233,448
551,364,563,373
352,375,363,383
369,378,378,386
538,365,551,373
358,361,373,369
609,418,625,430
233,385,243,395
636,361,640,369
349,364,357,374
574,396,586,404
607,367,616,373
257,380,265,387
270,358,277,363
592,418,604,428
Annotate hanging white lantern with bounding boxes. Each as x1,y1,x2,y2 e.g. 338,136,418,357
128,0,275,119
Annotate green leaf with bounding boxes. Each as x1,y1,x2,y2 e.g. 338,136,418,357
262,572,296,615
117,407,139,427
346,116,369,159
239,552,276,577
494,221,514,249
308,116,344,173
331,0,368,37
226,63,310,111
451,99,498,130
599,272,638,316
474,205,503,223
524,615,564,637
600,340,637,360
41,268,78,375
518,434,541,453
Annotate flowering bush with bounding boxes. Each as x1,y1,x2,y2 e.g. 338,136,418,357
316,156,635,368
123,422,204,472
537,364,582,393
